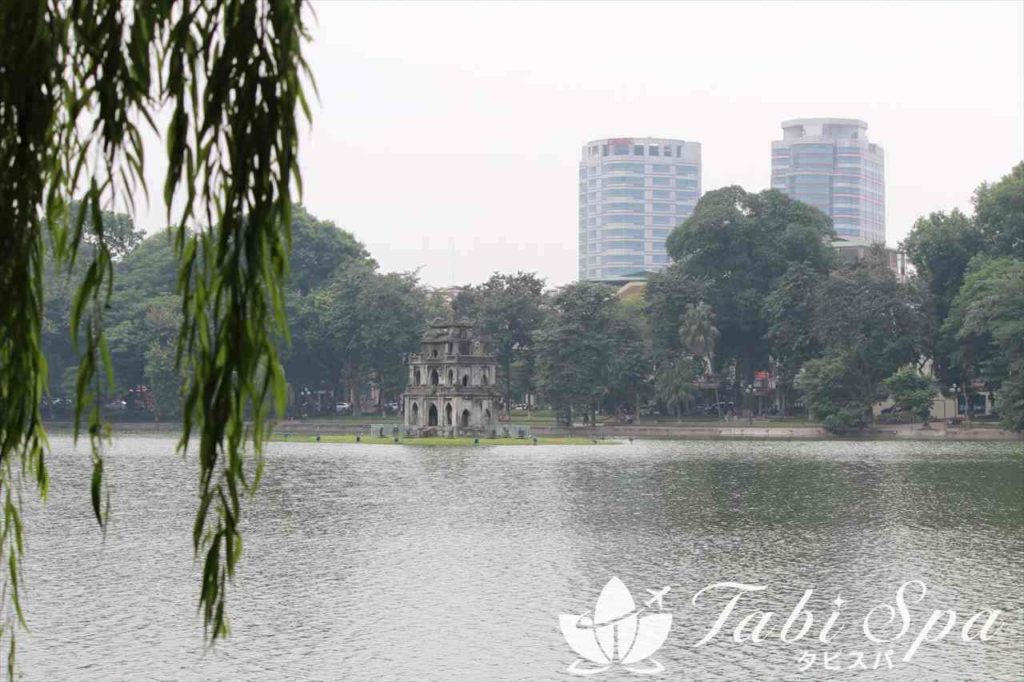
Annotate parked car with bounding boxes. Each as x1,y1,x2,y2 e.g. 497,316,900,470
698,401,735,416
335,402,352,415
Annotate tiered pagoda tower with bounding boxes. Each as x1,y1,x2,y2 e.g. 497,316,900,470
403,319,498,435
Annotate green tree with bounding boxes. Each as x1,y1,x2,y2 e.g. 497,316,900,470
884,367,936,426
679,301,722,418
764,263,821,415
800,354,871,434
0,1,312,667
974,162,1024,259
653,355,701,419
901,209,983,383
605,297,651,420
357,272,431,414
535,283,621,424
805,248,925,432
287,205,374,296
945,256,1024,430
471,273,547,413
643,263,707,358
666,187,834,393
105,231,181,395
142,296,185,420
280,215,378,407
70,201,145,261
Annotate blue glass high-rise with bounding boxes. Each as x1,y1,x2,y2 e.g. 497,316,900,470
771,118,885,243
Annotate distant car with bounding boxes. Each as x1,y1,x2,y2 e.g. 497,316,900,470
335,402,352,415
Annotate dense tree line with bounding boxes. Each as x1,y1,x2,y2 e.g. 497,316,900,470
41,165,1023,433
42,206,438,419
531,164,1023,433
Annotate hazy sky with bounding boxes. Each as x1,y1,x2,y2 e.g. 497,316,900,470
139,1,1024,287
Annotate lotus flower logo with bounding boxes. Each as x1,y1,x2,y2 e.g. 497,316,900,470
560,577,673,675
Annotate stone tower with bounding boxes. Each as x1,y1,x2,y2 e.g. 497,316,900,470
404,319,498,435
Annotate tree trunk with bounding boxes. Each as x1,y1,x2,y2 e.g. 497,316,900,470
505,358,512,418
707,356,722,420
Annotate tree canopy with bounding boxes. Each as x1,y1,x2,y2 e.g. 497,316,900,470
1,0,313,667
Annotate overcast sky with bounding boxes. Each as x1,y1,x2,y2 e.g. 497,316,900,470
140,1,1024,287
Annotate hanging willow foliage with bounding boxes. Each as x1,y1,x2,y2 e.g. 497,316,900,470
0,0,311,674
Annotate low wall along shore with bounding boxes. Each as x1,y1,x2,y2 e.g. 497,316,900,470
42,420,1023,441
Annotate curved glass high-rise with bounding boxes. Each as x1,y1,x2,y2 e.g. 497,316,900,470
578,137,702,283
770,118,885,243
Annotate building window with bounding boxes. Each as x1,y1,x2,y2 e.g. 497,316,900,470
604,202,644,212
652,190,671,199
648,145,659,156
603,254,645,264
604,175,644,187
664,145,672,157
633,144,645,155
613,144,629,155
605,188,644,199
604,162,644,173
603,214,644,225
602,228,644,239
652,164,671,173
652,177,670,186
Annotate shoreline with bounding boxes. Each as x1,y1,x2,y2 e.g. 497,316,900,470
40,420,1024,442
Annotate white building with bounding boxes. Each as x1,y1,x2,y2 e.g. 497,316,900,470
579,137,702,283
771,118,885,243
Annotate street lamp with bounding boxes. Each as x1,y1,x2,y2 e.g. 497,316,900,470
744,384,755,423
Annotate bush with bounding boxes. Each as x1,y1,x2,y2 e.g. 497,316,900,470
884,367,935,425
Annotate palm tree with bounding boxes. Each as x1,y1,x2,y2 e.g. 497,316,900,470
654,356,697,420
680,301,722,419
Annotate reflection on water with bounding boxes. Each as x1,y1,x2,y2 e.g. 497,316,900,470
19,437,1024,680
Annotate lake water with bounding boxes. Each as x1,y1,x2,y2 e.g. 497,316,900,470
18,437,1024,680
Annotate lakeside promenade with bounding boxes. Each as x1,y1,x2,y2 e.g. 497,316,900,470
44,419,1024,442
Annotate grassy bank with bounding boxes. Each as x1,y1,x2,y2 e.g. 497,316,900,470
271,433,608,446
